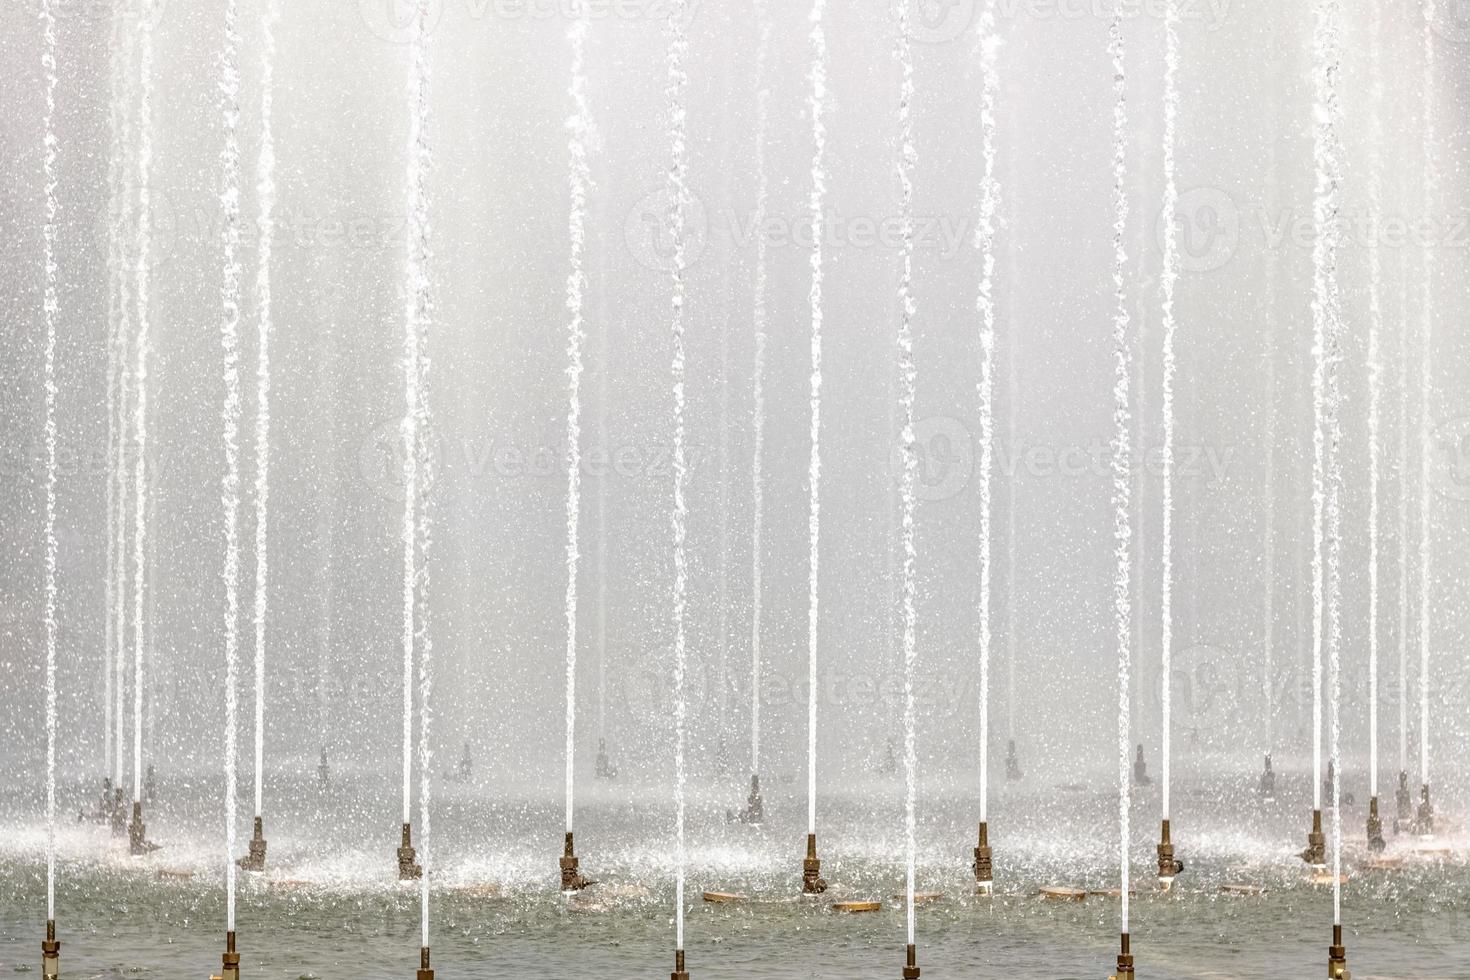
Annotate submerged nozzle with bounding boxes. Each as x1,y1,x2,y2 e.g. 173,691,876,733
238,816,267,872
1157,819,1183,884
560,831,590,892
128,801,158,856
1301,809,1326,869
1259,754,1276,800
1366,798,1386,853
110,787,128,837
972,821,993,892
1395,771,1413,830
220,930,240,980
594,738,617,780
801,832,828,895
901,943,920,980
1416,784,1435,837
1328,923,1349,979
743,774,764,824
670,948,690,980
416,945,434,980
397,822,422,880
1005,740,1023,782
1113,932,1135,979
41,919,59,980
318,747,330,788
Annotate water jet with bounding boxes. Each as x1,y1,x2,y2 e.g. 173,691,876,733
41,920,59,980
728,773,763,824
801,832,827,895
595,739,617,780
1005,741,1022,782
318,747,330,788
238,815,267,872
1301,809,1326,869
397,822,422,880
972,821,993,893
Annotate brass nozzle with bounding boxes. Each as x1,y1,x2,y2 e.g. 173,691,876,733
1157,818,1183,880
1301,809,1327,867
398,822,422,880
1328,924,1349,978
221,930,240,980
560,831,589,891
1366,798,1386,853
41,919,59,980
1115,932,1135,979
902,943,921,979
671,947,690,980
973,821,993,888
801,832,828,894
416,945,434,980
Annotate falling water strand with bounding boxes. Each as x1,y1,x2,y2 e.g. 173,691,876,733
1365,0,1384,802
1310,0,1344,925
562,8,591,836
1396,203,1410,780
895,0,919,950
1107,0,1133,937
973,0,1000,824
129,0,157,808
805,0,827,840
749,0,771,778
217,0,244,933
40,0,60,924
1158,0,1179,825
252,0,280,824
665,0,691,953
1417,0,1436,796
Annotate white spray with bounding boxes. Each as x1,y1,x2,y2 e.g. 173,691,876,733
895,0,919,951
217,0,244,932
1158,0,1179,826
805,0,827,841
749,0,771,780
665,0,691,954
40,0,60,924
974,0,1001,825
562,8,590,838
1107,0,1133,939
252,0,280,825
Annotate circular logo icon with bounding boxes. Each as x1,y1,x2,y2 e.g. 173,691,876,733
1430,416,1470,502
1159,187,1240,274
358,0,447,44
1167,643,1243,752
1431,0,1470,43
358,418,442,502
624,187,708,272
895,0,975,43
94,183,179,273
891,415,974,502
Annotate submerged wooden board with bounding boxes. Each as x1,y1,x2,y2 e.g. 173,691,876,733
1220,884,1267,897
1039,887,1086,902
450,883,504,898
156,868,195,881
1362,856,1404,871
890,892,943,905
832,901,882,913
1310,872,1350,886
703,891,747,904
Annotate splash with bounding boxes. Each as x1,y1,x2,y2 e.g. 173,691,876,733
562,9,591,837
1310,0,1344,926
805,0,827,840
1106,0,1133,937
664,0,691,953
129,0,158,809
252,0,280,824
216,0,245,931
749,0,772,780
1158,0,1179,824
895,0,919,950
41,0,60,923
973,0,1001,823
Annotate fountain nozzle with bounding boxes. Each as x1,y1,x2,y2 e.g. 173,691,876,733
318,747,330,788
1112,932,1135,979
128,800,158,856
1157,819,1183,886
238,816,267,872
670,948,690,980
1395,772,1412,831
560,831,590,892
220,930,240,980
41,919,59,980
972,821,993,893
1300,809,1326,869
1328,923,1350,979
1366,798,1386,853
1259,754,1276,801
1005,740,1023,782
1416,784,1434,837
416,945,433,980
901,943,920,980
1133,745,1152,787
397,822,422,880
110,786,128,837
801,832,828,895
